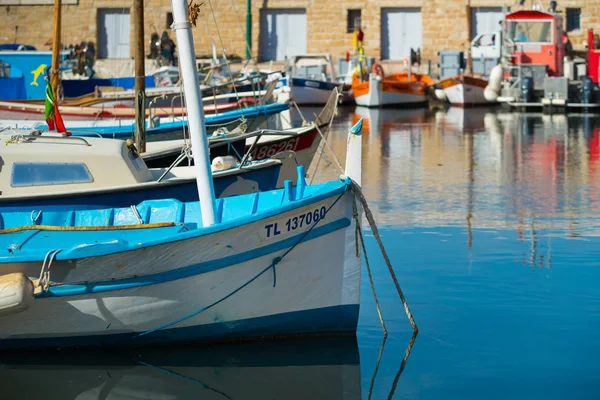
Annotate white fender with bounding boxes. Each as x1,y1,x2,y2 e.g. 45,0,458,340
434,88,447,101
484,64,503,101
0,273,34,316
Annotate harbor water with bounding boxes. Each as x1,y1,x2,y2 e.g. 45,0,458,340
2,106,600,399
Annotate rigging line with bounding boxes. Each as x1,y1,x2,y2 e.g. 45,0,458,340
205,0,246,118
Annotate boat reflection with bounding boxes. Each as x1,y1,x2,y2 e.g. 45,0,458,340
0,337,361,400
311,107,600,236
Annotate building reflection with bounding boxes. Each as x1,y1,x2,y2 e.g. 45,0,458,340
313,106,600,242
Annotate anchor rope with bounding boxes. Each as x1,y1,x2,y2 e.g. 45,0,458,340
136,189,347,338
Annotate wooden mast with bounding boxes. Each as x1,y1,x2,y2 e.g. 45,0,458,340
134,0,146,152
50,0,62,98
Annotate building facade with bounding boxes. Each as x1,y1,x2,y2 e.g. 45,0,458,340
0,0,595,71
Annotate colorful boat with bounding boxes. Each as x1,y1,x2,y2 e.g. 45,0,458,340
0,2,363,350
352,69,435,107
437,75,491,106
0,102,289,138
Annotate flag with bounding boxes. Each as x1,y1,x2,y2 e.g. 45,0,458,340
45,81,67,134
352,28,358,51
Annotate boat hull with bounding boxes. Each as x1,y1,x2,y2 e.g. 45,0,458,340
0,191,361,349
352,73,432,107
439,76,491,106
290,78,338,105
354,90,427,107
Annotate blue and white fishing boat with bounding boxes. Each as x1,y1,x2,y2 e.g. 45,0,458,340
287,55,341,105
0,1,363,349
0,101,289,139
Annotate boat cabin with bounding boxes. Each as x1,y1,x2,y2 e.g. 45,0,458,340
288,55,338,83
0,134,153,197
505,10,565,77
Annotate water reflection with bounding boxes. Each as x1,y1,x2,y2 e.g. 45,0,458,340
0,338,361,400
314,107,600,236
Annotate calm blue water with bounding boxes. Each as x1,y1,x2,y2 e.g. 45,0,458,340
3,107,600,399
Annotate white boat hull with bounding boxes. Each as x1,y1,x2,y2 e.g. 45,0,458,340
354,76,427,107
0,192,361,349
290,79,338,105
443,82,489,106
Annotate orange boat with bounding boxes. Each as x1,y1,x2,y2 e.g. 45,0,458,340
352,66,435,107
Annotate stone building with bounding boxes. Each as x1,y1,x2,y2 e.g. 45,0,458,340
0,0,594,73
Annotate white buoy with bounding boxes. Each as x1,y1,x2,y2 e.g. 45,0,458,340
170,0,217,226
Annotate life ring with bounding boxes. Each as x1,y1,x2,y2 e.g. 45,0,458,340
372,63,385,79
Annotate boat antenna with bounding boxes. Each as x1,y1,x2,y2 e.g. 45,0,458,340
134,0,146,153
170,0,217,226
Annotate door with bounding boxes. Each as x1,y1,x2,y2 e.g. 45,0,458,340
98,8,131,59
259,9,307,61
471,7,505,39
381,8,422,60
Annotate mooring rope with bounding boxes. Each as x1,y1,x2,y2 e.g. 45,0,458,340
350,180,418,333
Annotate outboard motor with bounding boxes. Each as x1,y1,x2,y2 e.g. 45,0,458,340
581,76,594,104
521,77,534,103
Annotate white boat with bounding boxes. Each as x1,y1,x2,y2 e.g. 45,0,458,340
0,1,364,350
287,55,341,105
438,75,491,106
352,71,435,108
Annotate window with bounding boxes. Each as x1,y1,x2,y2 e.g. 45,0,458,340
508,20,553,43
11,163,94,187
347,9,361,33
566,8,581,32
166,12,173,29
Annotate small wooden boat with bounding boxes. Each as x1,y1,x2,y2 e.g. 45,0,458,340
437,75,491,106
352,67,435,107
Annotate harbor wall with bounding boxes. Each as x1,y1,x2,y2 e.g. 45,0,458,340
0,0,594,76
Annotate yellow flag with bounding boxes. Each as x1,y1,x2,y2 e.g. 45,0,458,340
353,28,358,51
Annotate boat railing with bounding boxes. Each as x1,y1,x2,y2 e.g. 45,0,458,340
8,134,93,146
157,126,309,182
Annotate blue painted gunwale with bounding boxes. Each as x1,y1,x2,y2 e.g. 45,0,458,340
0,304,360,349
290,77,339,92
0,179,350,263
20,103,289,138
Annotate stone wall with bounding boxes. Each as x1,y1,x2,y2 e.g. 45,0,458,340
1,0,598,75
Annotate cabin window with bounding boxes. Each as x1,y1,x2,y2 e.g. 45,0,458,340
566,8,581,32
11,163,94,188
508,20,552,43
347,9,361,33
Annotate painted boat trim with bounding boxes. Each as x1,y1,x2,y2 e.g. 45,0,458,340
0,181,349,263
40,217,350,298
